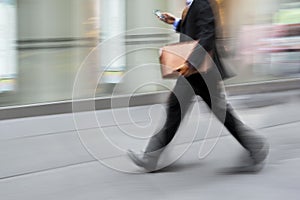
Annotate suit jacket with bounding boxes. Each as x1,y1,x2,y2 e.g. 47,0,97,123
176,0,235,80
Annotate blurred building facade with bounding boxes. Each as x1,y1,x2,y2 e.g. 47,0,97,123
0,0,299,107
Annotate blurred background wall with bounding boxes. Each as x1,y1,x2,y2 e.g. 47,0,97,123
0,0,300,107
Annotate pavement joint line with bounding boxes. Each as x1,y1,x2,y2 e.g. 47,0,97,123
2,116,300,142
1,119,149,142
0,160,97,182
259,119,300,130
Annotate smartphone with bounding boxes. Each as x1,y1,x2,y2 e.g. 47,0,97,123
153,9,165,20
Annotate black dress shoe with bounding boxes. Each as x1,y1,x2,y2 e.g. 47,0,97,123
220,162,264,174
219,141,270,174
236,141,270,173
251,140,270,165
127,150,161,172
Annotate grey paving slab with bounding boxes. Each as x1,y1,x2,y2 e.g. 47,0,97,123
0,106,157,140
0,113,76,140
235,99,300,130
0,131,93,179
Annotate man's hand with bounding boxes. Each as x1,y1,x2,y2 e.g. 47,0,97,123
159,12,176,24
177,63,198,77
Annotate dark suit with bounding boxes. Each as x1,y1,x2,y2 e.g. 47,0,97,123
145,0,264,155
177,0,234,80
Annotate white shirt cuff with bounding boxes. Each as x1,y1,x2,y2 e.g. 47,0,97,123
173,18,181,30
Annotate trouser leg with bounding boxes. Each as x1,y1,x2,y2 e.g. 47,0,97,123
191,69,264,152
145,76,195,153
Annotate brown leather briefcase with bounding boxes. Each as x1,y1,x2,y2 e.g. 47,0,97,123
159,40,213,78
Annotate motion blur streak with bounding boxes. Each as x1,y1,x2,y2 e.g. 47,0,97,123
0,1,300,200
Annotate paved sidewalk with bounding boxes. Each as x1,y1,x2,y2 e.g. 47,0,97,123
0,92,300,200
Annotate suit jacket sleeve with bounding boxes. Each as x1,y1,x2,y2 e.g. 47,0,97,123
187,1,215,69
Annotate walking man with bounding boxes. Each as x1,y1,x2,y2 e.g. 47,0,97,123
128,0,269,172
